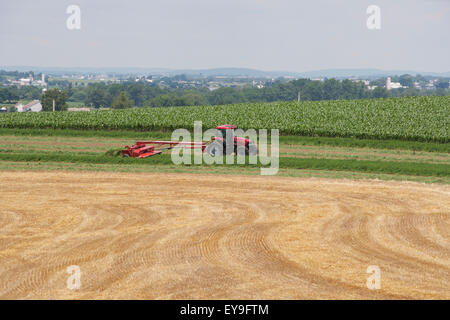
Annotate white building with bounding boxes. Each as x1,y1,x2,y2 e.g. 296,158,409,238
425,81,435,90
16,100,42,112
19,78,31,86
24,100,42,112
385,77,404,90
252,80,264,89
14,102,25,112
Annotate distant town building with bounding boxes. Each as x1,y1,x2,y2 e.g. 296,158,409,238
425,81,435,90
14,102,24,112
19,78,32,86
16,100,42,112
7,73,46,87
252,80,264,89
40,73,46,86
385,77,404,90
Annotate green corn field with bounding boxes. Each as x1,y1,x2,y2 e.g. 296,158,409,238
1,96,449,142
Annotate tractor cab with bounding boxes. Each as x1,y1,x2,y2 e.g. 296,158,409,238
206,124,256,156
215,124,236,141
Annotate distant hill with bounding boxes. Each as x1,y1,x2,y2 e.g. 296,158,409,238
1,66,449,79
296,69,450,79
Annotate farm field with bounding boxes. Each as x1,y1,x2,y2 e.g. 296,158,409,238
0,171,449,299
0,130,448,183
0,97,449,300
1,96,449,142
4,0,450,305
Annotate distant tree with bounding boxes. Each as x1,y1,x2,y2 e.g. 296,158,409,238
369,78,385,87
19,86,41,100
106,84,123,106
291,78,310,89
40,88,68,111
86,83,107,108
208,87,244,105
399,88,420,97
180,92,209,106
126,83,146,106
399,74,414,88
435,80,449,89
340,79,362,100
414,74,427,82
302,81,324,101
4,87,19,102
151,92,209,107
242,87,265,102
371,87,390,99
323,79,342,100
111,91,134,109
0,86,43,103
433,88,447,96
69,88,87,102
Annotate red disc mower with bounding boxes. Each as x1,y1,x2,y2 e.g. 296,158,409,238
121,125,256,158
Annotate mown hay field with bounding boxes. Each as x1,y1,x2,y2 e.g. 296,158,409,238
0,171,448,299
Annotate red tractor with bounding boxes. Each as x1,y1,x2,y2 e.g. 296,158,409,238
205,124,257,156
121,124,256,158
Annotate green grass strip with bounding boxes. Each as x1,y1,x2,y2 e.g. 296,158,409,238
0,128,448,153
0,128,171,139
279,157,449,177
0,152,447,177
279,136,450,153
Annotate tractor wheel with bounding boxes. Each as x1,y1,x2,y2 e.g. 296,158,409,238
235,145,246,156
123,153,130,158
236,143,257,156
205,142,223,156
246,142,257,156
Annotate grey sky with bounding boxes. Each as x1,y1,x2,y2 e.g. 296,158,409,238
1,0,449,72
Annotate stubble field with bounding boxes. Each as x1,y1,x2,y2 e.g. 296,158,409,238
0,171,448,299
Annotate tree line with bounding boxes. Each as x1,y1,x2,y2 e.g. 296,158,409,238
1,78,449,110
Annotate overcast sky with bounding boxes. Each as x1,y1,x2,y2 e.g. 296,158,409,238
1,0,449,72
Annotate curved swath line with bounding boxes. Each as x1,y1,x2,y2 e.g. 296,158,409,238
0,210,22,231
56,204,165,291
1,237,114,299
429,214,450,247
394,213,450,265
223,221,375,299
197,201,259,256
125,201,258,298
1,203,139,298
313,204,449,297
